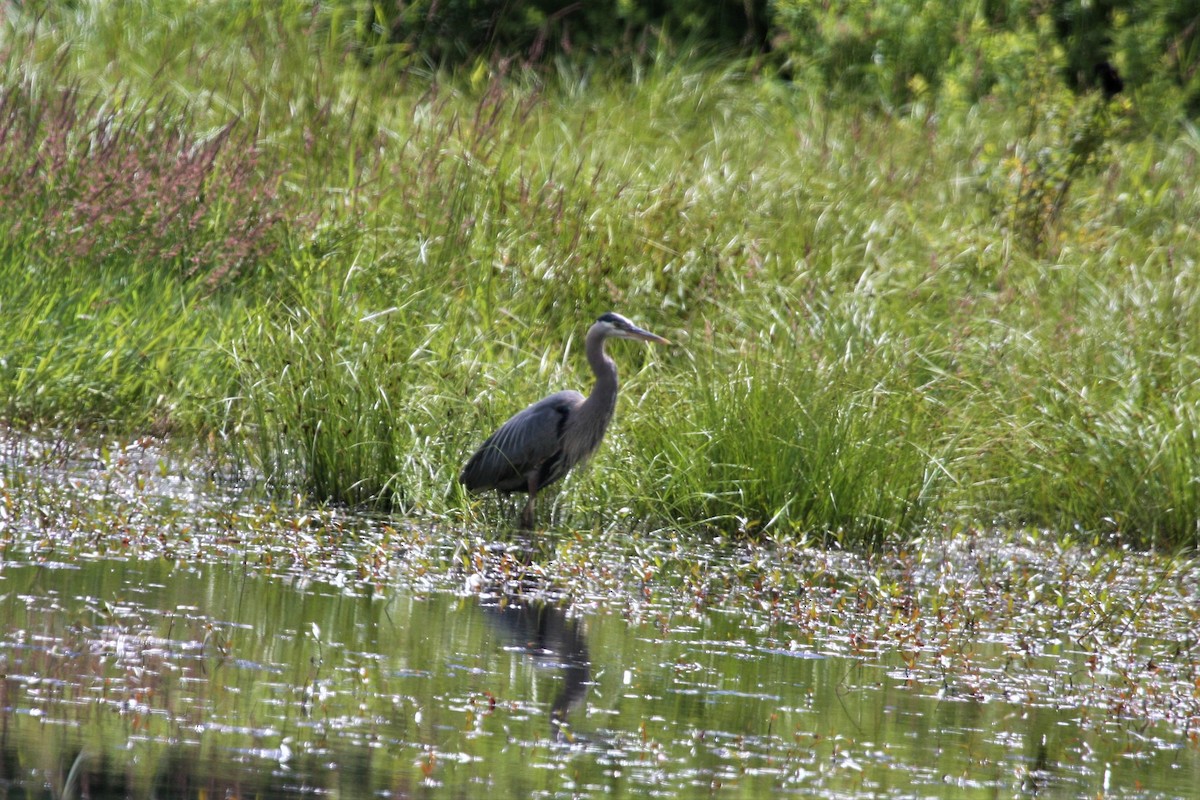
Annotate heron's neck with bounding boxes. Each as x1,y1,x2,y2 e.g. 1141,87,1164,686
583,326,618,414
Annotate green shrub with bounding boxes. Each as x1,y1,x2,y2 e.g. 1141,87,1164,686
980,73,1129,253
768,0,1199,115
771,0,983,106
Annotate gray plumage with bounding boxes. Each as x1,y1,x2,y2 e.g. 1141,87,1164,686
460,312,669,528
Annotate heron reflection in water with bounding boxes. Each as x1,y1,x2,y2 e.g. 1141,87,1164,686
460,312,669,528
482,599,590,742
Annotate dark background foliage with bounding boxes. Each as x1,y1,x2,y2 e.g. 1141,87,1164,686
338,0,1198,112
354,0,771,65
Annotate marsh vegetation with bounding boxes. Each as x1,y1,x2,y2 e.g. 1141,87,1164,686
4,4,1199,546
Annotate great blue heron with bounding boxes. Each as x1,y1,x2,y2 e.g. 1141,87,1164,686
459,312,669,528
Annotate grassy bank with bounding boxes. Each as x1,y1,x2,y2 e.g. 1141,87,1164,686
2,5,1198,547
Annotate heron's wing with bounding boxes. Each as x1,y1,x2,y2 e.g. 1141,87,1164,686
460,391,584,493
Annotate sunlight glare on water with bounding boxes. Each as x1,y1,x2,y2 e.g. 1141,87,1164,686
0,558,1194,798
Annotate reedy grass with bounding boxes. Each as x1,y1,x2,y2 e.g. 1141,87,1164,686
4,5,1200,547
627,322,946,545
0,259,242,433
230,259,480,512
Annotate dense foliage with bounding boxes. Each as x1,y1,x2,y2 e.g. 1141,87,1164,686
2,3,1199,548
325,0,1200,113
770,0,1200,111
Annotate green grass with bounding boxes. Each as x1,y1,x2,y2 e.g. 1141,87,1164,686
2,4,1199,547
0,261,239,433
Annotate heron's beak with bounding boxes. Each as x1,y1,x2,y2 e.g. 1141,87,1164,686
629,327,670,346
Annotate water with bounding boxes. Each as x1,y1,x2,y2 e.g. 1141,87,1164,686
2,434,1198,797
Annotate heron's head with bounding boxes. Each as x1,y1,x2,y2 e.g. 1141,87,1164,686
594,312,670,345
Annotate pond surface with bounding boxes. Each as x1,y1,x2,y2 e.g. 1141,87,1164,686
2,434,1199,798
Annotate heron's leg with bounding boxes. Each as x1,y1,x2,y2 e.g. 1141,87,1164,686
519,499,536,530
520,475,538,529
